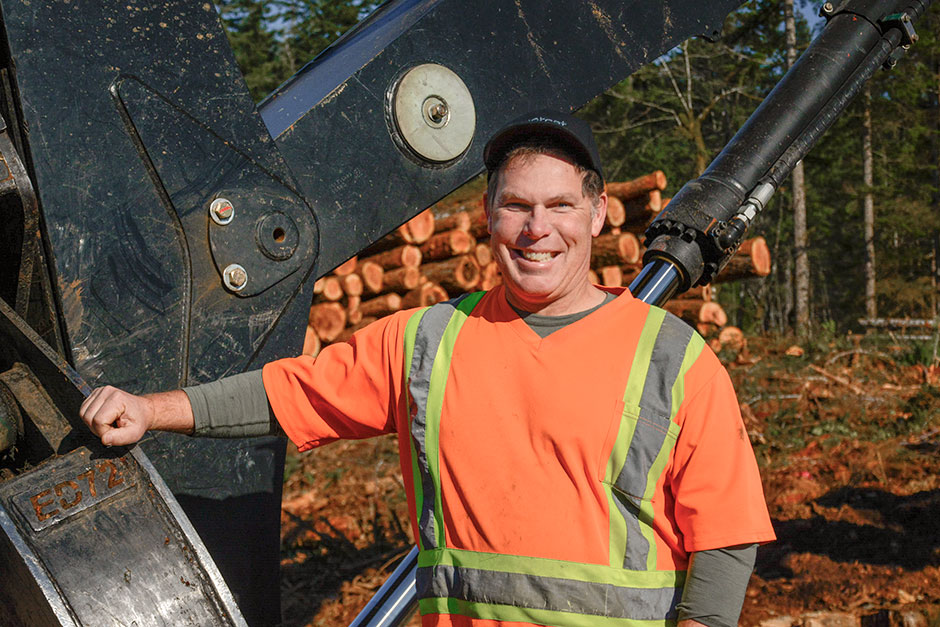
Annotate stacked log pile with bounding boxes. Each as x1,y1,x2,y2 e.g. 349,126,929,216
302,171,771,356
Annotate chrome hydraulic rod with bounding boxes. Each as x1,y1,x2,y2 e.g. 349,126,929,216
628,260,684,305
348,547,419,627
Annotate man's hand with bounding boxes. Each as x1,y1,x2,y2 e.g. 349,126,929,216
80,387,194,446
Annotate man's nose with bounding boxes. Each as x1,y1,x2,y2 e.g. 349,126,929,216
523,205,551,239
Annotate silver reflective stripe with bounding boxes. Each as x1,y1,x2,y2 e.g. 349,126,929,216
408,295,471,549
612,492,650,571
614,314,692,501
416,564,681,621
614,313,693,570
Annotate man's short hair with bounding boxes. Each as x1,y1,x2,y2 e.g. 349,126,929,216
485,139,605,212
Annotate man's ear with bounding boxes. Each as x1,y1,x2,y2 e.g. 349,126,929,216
591,191,608,237
482,193,493,235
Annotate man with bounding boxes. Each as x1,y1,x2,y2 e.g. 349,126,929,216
82,111,775,626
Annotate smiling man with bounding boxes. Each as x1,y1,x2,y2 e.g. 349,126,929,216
81,111,774,627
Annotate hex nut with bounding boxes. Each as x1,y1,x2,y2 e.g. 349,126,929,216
223,264,248,291
210,198,234,225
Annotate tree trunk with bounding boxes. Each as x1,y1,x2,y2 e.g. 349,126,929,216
605,196,626,229
786,0,811,333
360,293,402,317
480,262,502,290
382,266,422,293
473,242,493,267
713,237,772,283
420,229,473,260
315,276,344,302
401,283,449,308
863,83,877,320
421,256,480,294
333,256,358,276
339,272,363,297
599,266,623,288
308,302,347,342
605,171,667,201
357,261,385,295
434,210,471,232
591,232,640,267
364,244,422,269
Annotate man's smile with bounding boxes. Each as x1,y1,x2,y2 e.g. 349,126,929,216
510,248,560,263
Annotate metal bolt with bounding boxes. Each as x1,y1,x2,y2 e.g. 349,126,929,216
223,264,248,291
428,103,448,123
822,2,834,13
210,198,234,225
422,96,449,128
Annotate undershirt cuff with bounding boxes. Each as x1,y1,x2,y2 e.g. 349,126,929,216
677,544,757,627
183,369,280,438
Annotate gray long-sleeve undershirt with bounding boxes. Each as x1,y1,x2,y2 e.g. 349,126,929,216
181,297,757,626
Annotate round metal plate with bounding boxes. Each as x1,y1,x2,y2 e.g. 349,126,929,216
391,63,475,163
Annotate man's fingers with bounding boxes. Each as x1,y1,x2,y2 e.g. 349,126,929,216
80,386,153,447
79,386,108,425
80,386,119,428
101,423,144,447
80,387,128,438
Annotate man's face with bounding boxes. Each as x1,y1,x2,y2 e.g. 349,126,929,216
486,153,607,315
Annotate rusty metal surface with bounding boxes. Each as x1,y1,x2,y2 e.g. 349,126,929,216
0,297,246,625
0,381,21,454
0,446,246,626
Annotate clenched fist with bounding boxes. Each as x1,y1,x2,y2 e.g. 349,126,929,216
80,387,193,446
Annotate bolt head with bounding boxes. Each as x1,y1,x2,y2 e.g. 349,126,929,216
422,96,449,128
822,2,834,13
224,264,248,290
210,198,234,224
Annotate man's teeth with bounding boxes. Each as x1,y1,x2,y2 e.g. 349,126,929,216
520,250,554,262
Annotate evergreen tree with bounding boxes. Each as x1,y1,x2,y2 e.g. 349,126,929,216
215,0,379,102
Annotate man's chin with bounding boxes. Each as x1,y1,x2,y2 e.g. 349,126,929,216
502,283,556,309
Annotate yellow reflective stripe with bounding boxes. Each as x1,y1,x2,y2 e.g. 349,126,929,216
606,487,628,569
404,306,430,550
622,308,666,410
634,330,703,569
670,333,705,424
418,597,675,627
417,547,683,589
405,292,484,549
604,307,664,568
424,297,477,546
636,420,680,570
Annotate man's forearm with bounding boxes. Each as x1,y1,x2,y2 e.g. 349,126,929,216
80,386,194,446
146,390,195,434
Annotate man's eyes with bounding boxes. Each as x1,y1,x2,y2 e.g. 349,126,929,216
501,201,574,210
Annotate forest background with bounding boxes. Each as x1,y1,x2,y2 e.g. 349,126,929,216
215,0,940,336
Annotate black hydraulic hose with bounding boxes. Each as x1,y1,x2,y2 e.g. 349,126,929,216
766,1,929,186
641,0,932,293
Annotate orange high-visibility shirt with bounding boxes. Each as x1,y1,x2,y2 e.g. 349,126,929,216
263,287,775,626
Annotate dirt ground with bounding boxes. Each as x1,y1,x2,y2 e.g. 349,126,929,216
278,331,940,627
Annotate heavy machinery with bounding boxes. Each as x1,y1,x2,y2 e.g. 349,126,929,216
0,0,930,624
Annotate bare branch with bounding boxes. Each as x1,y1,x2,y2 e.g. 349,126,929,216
656,56,690,115
698,86,749,121
593,115,677,134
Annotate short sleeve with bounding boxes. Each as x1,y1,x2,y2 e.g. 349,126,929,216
261,310,412,451
669,351,776,552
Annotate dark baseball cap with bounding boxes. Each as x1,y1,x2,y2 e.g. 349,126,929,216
483,110,604,181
